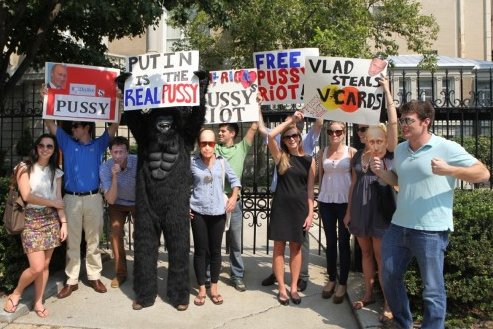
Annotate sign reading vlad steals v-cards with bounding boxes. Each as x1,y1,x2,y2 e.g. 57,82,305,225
124,51,199,111
303,56,388,125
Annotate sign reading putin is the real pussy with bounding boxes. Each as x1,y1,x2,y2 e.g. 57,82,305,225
42,63,120,122
303,56,388,125
124,51,200,111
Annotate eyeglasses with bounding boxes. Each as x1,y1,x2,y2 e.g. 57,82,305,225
327,129,343,136
199,141,216,148
398,117,416,126
357,127,368,133
282,134,299,140
37,143,54,150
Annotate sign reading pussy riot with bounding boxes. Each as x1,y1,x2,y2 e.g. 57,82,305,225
42,63,120,122
205,69,259,124
124,51,199,111
253,48,319,105
303,57,388,125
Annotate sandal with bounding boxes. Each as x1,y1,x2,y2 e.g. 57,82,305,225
352,299,376,310
3,296,19,313
210,294,223,305
34,308,48,318
193,295,206,306
379,310,394,323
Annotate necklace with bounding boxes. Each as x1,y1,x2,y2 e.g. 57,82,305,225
361,154,371,173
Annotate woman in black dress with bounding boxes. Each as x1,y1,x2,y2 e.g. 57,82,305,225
267,113,315,305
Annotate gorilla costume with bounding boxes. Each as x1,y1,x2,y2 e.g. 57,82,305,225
120,71,209,310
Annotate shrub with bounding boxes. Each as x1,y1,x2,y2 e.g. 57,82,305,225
405,189,493,328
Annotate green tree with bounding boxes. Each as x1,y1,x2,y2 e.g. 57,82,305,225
169,0,439,69
0,0,204,102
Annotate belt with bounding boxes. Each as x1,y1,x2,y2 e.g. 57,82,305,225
65,189,100,196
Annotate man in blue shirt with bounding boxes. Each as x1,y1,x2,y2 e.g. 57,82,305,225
100,136,137,289
259,111,322,291
45,119,119,298
371,100,489,328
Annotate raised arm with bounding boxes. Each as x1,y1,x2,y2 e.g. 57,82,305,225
267,113,301,163
45,119,57,135
381,76,398,152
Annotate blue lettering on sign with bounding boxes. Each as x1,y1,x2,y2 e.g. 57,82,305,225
125,87,160,107
255,50,302,69
289,51,301,67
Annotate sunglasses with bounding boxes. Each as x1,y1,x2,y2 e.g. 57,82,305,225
37,143,54,150
327,129,343,136
72,123,82,128
282,134,299,140
398,117,416,126
199,141,216,148
357,127,368,133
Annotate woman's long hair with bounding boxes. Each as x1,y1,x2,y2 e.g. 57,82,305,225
278,124,304,175
19,133,60,189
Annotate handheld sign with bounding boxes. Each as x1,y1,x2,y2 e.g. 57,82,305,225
124,51,199,111
253,48,319,105
205,69,259,124
42,63,120,122
303,56,388,125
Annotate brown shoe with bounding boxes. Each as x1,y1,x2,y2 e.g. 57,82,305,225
57,284,78,299
322,281,336,299
175,304,189,311
111,276,127,288
89,279,107,293
132,301,144,310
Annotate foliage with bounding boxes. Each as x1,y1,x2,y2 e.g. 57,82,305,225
169,0,439,69
0,0,197,101
404,189,493,327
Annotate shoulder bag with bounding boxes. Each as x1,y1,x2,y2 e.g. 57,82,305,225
2,166,26,234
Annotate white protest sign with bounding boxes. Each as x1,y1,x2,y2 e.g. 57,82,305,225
205,69,259,124
124,51,199,110
303,57,388,125
253,48,319,105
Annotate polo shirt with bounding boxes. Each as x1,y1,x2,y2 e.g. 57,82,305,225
99,154,137,206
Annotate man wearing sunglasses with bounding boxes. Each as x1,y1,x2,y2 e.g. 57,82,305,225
45,117,120,299
370,100,489,329
259,111,323,292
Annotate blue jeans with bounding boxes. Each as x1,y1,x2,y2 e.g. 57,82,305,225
382,224,449,329
228,201,244,279
319,202,350,285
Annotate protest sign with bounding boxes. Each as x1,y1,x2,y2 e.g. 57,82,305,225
253,48,319,105
205,69,259,124
303,57,388,125
124,50,199,111
43,63,120,122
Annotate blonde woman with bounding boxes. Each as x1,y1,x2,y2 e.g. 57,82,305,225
267,113,316,305
317,121,356,303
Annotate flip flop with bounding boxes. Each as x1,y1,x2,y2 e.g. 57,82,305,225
3,296,19,313
34,308,48,318
352,299,376,310
193,295,206,306
210,294,223,305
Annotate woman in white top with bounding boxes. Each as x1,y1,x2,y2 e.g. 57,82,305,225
317,121,356,304
3,134,67,318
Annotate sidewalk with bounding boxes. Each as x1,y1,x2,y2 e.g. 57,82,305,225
0,227,386,329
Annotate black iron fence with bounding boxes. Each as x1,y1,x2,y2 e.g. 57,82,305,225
1,68,492,256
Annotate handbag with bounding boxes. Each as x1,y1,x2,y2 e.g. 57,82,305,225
220,159,232,231
2,167,26,234
370,159,396,224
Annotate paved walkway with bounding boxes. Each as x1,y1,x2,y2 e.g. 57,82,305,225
0,226,386,329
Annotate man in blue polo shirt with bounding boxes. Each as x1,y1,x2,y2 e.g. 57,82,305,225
100,136,137,289
45,119,119,298
370,100,489,328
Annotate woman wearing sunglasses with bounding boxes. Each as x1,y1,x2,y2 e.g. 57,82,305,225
344,76,398,323
189,129,241,306
317,121,357,303
4,134,67,318
267,113,316,306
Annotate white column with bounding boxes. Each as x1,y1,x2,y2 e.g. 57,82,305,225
146,8,167,53
484,0,491,60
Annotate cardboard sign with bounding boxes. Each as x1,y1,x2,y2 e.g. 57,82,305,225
205,69,259,124
124,51,199,110
43,63,120,122
303,57,388,125
253,48,319,105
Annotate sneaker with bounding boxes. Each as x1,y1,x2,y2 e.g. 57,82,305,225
261,273,276,286
232,278,246,292
297,278,308,292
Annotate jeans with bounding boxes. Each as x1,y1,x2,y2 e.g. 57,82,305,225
319,202,350,285
228,201,244,279
382,224,449,329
